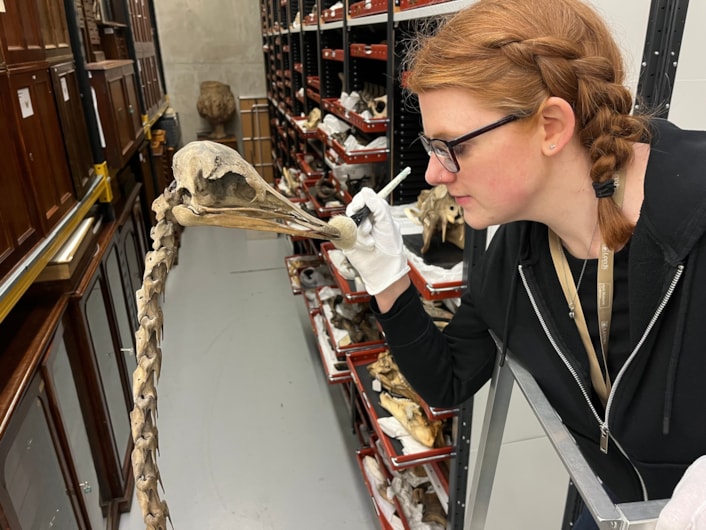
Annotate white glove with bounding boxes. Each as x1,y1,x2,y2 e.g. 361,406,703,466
656,455,706,530
340,187,409,295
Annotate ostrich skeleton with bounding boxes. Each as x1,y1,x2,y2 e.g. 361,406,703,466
131,140,345,529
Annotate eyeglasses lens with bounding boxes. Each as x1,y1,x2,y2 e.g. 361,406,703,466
429,140,458,172
420,135,458,172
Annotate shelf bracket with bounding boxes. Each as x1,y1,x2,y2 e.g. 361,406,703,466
94,161,113,203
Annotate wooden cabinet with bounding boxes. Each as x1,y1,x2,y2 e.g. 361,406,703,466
0,296,102,529
62,223,135,511
0,73,42,281
0,0,72,67
0,0,45,66
87,60,144,170
57,187,145,517
42,324,106,529
35,0,72,63
51,61,96,200
5,66,77,235
0,377,83,528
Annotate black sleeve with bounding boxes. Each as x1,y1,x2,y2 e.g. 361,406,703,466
371,280,496,408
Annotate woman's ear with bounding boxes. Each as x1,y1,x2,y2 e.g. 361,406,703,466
539,97,576,156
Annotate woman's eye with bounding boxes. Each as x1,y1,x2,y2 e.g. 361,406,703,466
452,143,470,157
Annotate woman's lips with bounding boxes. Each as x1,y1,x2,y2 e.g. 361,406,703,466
451,194,471,207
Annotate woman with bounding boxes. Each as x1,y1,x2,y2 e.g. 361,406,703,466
340,0,706,527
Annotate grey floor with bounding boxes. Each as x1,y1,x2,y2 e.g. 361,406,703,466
118,226,379,529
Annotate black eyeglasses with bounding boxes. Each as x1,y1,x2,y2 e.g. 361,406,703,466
419,114,519,173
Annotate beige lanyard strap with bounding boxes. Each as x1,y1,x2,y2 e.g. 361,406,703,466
549,230,612,406
548,175,625,407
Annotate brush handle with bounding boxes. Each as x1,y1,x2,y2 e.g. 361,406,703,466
349,166,411,226
349,205,371,226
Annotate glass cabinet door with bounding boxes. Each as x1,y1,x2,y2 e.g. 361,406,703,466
46,334,105,529
3,390,78,529
105,246,137,375
85,276,131,459
122,223,144,310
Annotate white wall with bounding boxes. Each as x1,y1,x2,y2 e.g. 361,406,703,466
667,0,706,129
587,0,652,97
153,0,266,143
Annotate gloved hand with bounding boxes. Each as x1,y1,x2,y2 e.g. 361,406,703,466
340,187,409,295
656,455,706,529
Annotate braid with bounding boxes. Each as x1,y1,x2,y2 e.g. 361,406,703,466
576,74,648,249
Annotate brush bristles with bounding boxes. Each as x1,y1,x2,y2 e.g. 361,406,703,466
328,215,358,249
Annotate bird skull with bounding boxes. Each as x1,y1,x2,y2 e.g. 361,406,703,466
169,140,341,240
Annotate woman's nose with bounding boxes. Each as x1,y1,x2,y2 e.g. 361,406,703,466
425,156,456,186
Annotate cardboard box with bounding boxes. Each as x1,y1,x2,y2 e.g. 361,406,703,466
242,138,273,163
239,96,271,140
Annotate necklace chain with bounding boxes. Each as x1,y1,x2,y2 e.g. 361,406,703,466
560,222,598,319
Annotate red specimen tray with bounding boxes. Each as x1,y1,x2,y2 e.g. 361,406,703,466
315,286,386,356
349,0,388,17
322,97,388,133
302,177,351,217
407,259,466,301
350,43,388,61
306,75,320,90
398,0,452,9
306,88,321,104
355,445,412,530
320,242,370,303
309,309,352,383
303,13,318,26
284,254,335,295
321,47,344,61
295,153,326,178
321,5,344,22
316,128,388,166
291,117,317,138
347,350,455,469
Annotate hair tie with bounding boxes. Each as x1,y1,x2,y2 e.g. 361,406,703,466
592,179,615,198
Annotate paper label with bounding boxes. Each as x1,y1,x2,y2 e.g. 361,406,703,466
17,88,34,118
60,77,70,102
0,1,6,13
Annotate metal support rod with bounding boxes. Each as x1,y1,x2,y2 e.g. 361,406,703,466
466,346,668,529
466,350,514,530
448,399,473,530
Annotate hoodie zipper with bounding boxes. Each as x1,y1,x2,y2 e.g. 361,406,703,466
518,263,684,500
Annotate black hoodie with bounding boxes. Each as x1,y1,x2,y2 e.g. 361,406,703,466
375,119,706,503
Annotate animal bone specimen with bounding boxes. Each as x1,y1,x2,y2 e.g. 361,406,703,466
379,391,443,448
131,140,349,529
328,295,382,346
405,184,465,254
168,140,342,239
412,485,447,526
367,350,421,403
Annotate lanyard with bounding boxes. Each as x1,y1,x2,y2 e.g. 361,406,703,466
548,175,625,407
